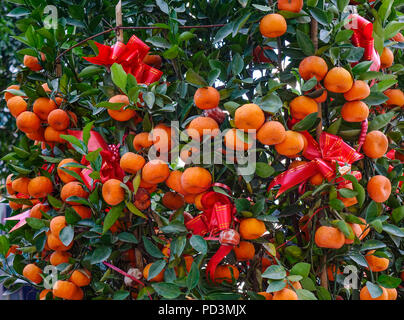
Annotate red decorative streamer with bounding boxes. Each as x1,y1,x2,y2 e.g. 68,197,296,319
102,261,152,300
267,132,363,198
67,130,125,190
356,119,368,152
184,183,238,281
345,14,380,72
83,35,163,84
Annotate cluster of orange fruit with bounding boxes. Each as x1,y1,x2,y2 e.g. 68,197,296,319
23,260,91,300
5,157,92,300
5,82,77,148
327,250,398,301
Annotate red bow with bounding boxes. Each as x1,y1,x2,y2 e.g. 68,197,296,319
345,14,380,72
268,132,364,198
185,190,235,239
67,130,125,190
83,35,163,85
185,184,238,281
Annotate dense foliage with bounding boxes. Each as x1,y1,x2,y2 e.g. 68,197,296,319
0,0,403,300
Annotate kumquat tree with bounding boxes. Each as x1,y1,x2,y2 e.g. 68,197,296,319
0,0,403,301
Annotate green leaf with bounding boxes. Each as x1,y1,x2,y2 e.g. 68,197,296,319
337,0,350,12
366,281,383,299
142,236,165,258
82,121,94,146
333,220,353,238
163,45,180,60
262,265,286,280
252,198,265,216
296,289,318,300
392,206,404,224
148,260,166,280
362,91,388,106
232,12,251,37
160,222,187,234
384,22,404,40
0,236,10,256
7,7,30,17
309,7,331,26
338,188,357,198
151,282,182,299
292,112,318,131
185,69,208,87
95,101,126,110
186,262,200,291
91,246,112,264
231,53,244,75
25,218,45,230
125,201,147,219
111,63,127,93
47,195,63,209
352,61,373,76
255,162,275,178
335,29,353,43
316,286,332,300
266,280,286,292
113,290,129,300
365,201,379,222
65,207,82,225
382,224,404,237
79,66,104,78
189,235,207,254
117,232,138,244
252,4,271,11
213,23,234,44
143,92,155,109
377,274,401,289
290,262,311,278
10,164,31,175
368,111,396,131
86,148,102,163
327,118,341,135
296,30,315,56
178,31,195,43
59,226,74,246
102,203,124,233
156,0,169,14
146,36,170,49
207,69,221,86
301,277,316,291
301,77,317,91
255,93,283,114
329,198,345,211
360,240,386,252
378,0,394,23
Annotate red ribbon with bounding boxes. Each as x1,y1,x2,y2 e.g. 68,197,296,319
83,35,163,85
185,190,235,239
102,261,152,300
345,14,380,72
268,132,364,198
67,130,125,190
184,184,238,281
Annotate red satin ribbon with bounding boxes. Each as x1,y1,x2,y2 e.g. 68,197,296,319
83,35,163,85
185,190,235,239
184,185,238,281
67,129,125,190
345,14,380,72
268,132,364,198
